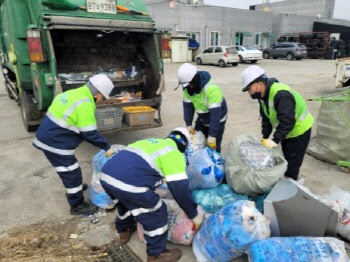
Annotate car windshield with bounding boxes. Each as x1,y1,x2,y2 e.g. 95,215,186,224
243,46,258,50
226,47,237,54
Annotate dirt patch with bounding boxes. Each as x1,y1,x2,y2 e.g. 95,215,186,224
0,217,123,262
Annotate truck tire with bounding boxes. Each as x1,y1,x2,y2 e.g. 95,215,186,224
20,91,42,132
5,82,15,100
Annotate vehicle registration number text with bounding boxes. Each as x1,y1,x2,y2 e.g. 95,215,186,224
87,0,117,14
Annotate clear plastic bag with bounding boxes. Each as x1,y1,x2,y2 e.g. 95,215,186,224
247,237,349,262
187,147,225,190
239,141,276,170
89,145,126,209
192,200,271,262
137,200,204,245
192,184,248,213
185,131,206,164
320,186,350,241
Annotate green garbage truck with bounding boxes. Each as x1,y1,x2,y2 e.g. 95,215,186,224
0,0,164,132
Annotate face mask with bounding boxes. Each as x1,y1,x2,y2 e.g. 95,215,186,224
250,92,262,100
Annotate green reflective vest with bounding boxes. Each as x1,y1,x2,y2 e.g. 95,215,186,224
47,85,97,133
183,81,223,114
127,138,188,183
260,82,314,139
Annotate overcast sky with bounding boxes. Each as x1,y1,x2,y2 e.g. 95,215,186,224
203,0,350,20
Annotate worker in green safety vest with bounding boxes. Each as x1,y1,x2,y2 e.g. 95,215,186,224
241,65,314,180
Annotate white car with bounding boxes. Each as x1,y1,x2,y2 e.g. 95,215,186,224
195,46,239,67
235,45,263,64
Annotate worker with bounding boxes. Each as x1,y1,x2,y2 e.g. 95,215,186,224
241,65,314,180
100,127,204,262
177,63,227,152
33,74,116,215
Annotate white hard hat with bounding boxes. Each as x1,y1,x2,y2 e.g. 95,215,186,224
173,127,190,143
89,74,114,99
177,63,197,87
241,65,266,91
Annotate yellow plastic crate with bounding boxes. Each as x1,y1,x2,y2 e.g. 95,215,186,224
122,106,156,126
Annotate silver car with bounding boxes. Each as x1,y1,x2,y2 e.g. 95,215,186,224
263,42,307,60
195,46,239,67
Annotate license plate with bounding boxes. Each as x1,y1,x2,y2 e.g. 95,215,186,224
87,0,117,14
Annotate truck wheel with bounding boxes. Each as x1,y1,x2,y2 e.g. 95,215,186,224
5,82,15,100
218,60,226,68
196,58,202,65
20,91,42,132
263,52,270,59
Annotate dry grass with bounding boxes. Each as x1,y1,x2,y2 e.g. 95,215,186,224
0,218,117,262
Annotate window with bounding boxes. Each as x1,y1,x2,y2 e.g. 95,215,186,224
210,32,220,46
235,33,244,45
204,47,214,54
226,47,237,54
214,47,222,53
254,33,261,46
186,32,199,41
185,0,193,5
235,46,240,51
244,46,258,50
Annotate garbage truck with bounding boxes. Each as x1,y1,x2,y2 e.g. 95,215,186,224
0,0,164,132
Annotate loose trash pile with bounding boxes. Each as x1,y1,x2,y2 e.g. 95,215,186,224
89,144,126,209
247,237,349,262
192,201,271,262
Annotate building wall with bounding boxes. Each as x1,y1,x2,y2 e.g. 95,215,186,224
144,0,274,50
254,0,335,19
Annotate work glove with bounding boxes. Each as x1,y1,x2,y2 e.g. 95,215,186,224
192,206,205,231
261,138,278,149
207,136,217,150
187,125,196,135
105,147,116,157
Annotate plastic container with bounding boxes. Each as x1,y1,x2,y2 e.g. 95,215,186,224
95,107,124,131
122,106,156,126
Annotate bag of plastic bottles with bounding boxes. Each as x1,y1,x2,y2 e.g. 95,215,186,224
192,200,271,262
89,145,126,209
247,237,349,262
187,147,225,190
223,135,287,195
192,184,248,213
185,131,206,165
137,200,204,245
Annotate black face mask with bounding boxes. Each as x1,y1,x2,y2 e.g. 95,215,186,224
250,92,262,100
186,73,201,96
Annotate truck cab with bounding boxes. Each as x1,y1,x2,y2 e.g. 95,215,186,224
0,0,164,132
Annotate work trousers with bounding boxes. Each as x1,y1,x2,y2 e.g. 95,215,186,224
195,120,226,153
281,128,312,180
101,182,169,257
43,151,84,207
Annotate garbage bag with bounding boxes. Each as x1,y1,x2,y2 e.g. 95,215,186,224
320,186,350,241
247,237,349,262
185,131,206,165
187,147,225,190
307,92,350,164
192,184,248,213
223,135,287,195
192,200,270,262
137,200,204,245
89,145,126,209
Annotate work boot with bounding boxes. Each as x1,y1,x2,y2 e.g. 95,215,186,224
147,249,182,262
70,202,97,215
118,226,135,244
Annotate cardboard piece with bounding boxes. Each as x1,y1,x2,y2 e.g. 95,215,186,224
264,178,338,237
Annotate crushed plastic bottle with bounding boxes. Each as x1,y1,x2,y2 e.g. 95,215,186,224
239,141,276,170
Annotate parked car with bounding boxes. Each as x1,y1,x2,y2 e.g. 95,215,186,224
195,46,239,67
263,42,307,60
235,45,263,63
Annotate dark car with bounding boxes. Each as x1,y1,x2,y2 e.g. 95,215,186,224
263,42,307,60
